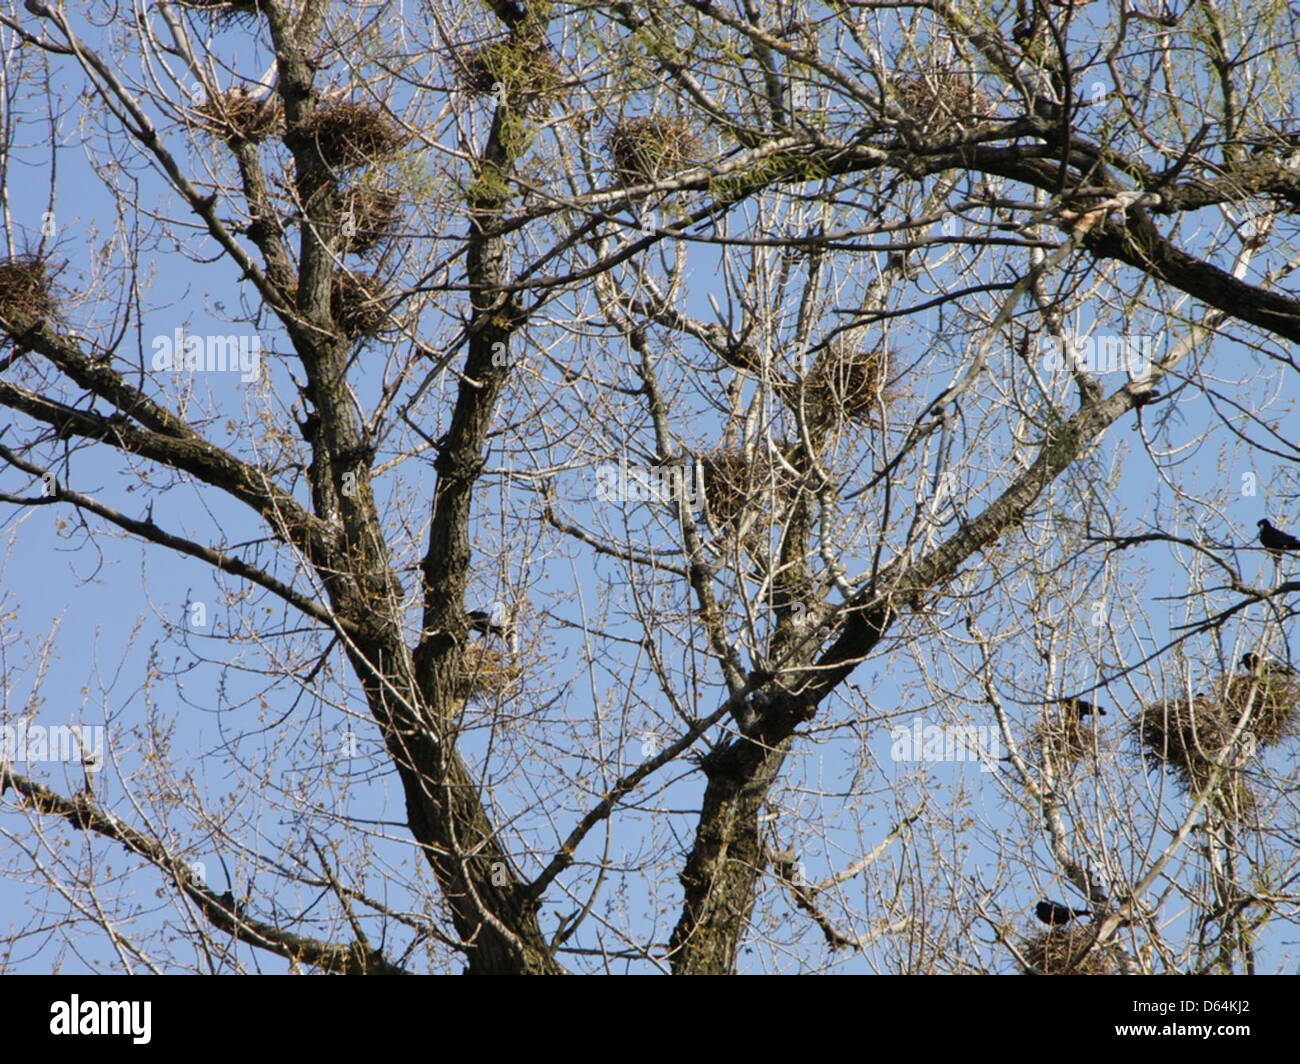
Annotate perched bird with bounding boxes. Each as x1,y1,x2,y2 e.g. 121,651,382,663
466,609,504,637
1058,697,1107,718
1036,899,1090,926
1257,518,1300,555
217,890,248,921
1241,652,1295,675
467,603,519,653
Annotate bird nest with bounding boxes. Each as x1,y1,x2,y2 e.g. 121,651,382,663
456,642,524,702
193,89,282,144
894,70,995,134
1023,927,1132,975
697,449,799,530
1138,676,1299,776
454,35,564,104
1033,715,1102,765
1136,676,1298,820
176,0,264,24
294,101,406,170
0,254,58,328
606,116,703,183
333,187,402,255
330,272,393,338
1223,672,1300,745
796,341,889,426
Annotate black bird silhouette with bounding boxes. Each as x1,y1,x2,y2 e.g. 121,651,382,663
1036,899,1090,926
1241,652,1295,675
1058,698,1107,718
216,890,246,920
467,605,519,652
1258,519,1300,555
467,609,506,637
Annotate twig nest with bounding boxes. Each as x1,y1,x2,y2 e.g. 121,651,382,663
1023,927,1132,975
1033,713,1101,765
606,116,703,183
0,254,58,329
1135,674,1297,821
176,0,264,24
1138,678,1298,780
894,70,994,134
330,272,393,339
454,34,563,105
456,642,524,702
795,340,889,427
193,88,282,144
294,101,406,170
333,187,402,255
698,448,799,530
1219,673,1300,746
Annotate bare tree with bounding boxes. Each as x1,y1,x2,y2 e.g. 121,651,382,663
1,0,1298,973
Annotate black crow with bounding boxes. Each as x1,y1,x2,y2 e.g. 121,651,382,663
467,609,505,637
1241,652,1295,675
1258,519,1300,555
1036,899,1090,926
467,604,519,652
1057,698,1107,718
216,890,246,920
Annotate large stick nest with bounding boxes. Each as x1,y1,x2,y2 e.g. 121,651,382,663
698,448,800,531
0,254,59,329
453,34,564,105
330,272,394,339
606,116,703,183
193,88,282,144
1220,671,1300,745
176,0,264,24
456,642,525,702
1137,677,1299,776
1135,673,1297,820
295,101,406,170
333,187,402,256
894,70,995,134
795,340,890,427
1023,927,1133,975
1033,712,1103,766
